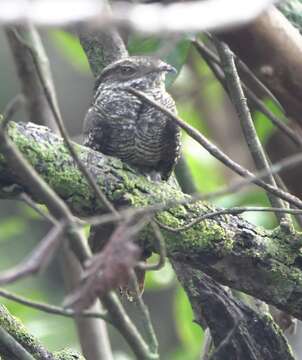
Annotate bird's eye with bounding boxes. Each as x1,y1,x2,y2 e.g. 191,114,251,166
120,66,136,76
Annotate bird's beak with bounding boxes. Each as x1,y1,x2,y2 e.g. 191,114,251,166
159,63,177,74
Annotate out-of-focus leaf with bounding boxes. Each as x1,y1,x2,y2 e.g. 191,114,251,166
145,259,175,290
165,40,191,87
254,98,284,144
49,31,89,72
128,36,161,55
183,136,224,193
0,217,27,242
173,286,203,358
193,50,224,107
177,100,208,135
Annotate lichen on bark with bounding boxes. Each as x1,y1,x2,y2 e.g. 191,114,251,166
1,121,302,321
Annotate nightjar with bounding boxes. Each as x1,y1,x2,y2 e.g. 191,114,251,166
83,56,181,180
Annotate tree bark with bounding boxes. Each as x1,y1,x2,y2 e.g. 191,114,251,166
1,121,302,322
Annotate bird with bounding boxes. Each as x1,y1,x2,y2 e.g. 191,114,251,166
83,55,181,181
82,56,181,298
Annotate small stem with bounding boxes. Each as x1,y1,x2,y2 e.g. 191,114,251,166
129,272,159,355
102,292,159,360
0,288,110,322
215,39,289,223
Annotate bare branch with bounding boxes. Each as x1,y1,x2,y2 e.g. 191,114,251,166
0,222,65,285
64,219,144,310
192,39,302,148
0,288,110,322
155,206,302,233
215,39,288,222
137,221,166,271
11,28,118,217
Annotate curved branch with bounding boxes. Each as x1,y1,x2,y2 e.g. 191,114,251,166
1,121,302,321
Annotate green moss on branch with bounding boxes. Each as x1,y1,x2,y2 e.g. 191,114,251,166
0,305,84,359
1,122,302,320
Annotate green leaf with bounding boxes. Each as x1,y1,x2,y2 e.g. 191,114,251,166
49,30,89,72
0,217,27,242
174,286,203,356
128,36,162,55
164,40,191,87
177,101,208,134
183,136,224,193
145,258,175,290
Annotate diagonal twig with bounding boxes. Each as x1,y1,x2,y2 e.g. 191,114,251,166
215,39,289,222
0,222,65,285
127,87,302,210
0,288,110,323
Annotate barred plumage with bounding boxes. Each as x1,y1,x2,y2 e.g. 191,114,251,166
83,56,181,180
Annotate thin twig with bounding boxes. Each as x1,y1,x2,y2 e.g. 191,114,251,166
192,39,302,148
127,87,302,210
204,33,284,111
0,288,111,323
129,271,159,355
215,39,288,223
137,221,166,271
0,223,66,285
6,26,58,130
102,292,158,360
11,29,119,218
19,193,57,224
82,151,302,229
2,94,25,128
155,206,302,233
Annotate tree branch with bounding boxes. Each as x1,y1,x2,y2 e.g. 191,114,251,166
173,265,294,360
2,121,302,321
0,304,84,359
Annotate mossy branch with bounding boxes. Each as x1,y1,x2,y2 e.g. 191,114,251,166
1,121,302,321
0,305,84,359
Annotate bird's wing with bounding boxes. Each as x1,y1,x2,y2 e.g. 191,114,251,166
82,106,110,152
158,96,181,180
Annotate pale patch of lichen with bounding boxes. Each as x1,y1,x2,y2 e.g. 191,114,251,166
54,349,85,360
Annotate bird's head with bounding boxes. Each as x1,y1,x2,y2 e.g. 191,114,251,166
95,56,176,92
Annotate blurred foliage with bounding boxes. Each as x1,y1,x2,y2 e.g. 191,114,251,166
0,204,79,352
145,258,175,290
49,31,90,72
171,287,204,360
